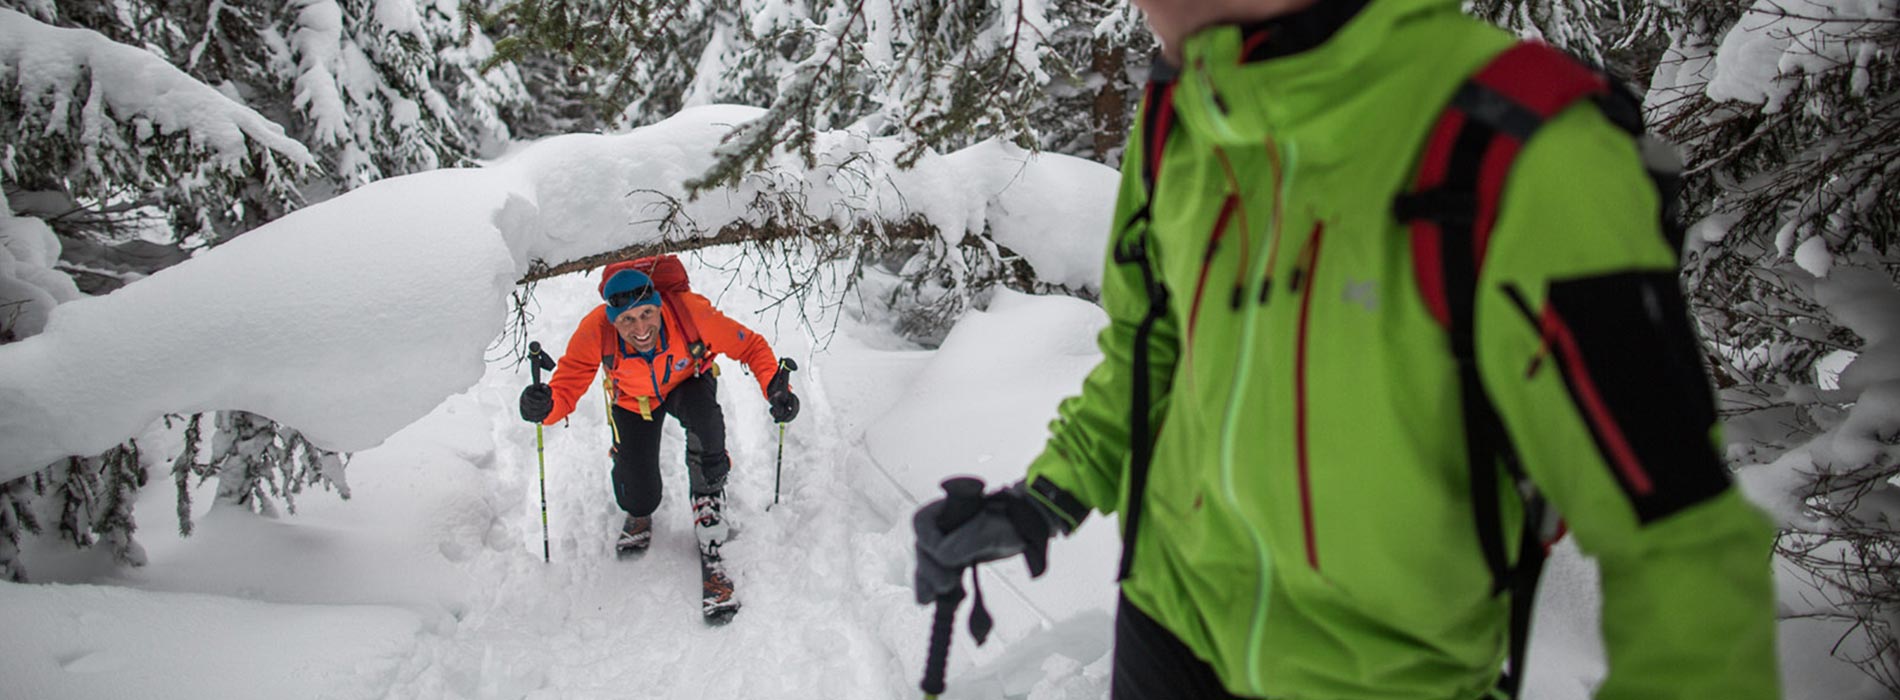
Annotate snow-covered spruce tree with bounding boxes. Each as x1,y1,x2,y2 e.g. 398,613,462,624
2,2,486,577
0,9,312,579
0,5,314,291
0,471,41,582
169,413,211,538
47,443,147,567
274,0,526,194
207,410,350,519
1030,1,1152,164
489,0,1148,341
1468,0,1675,87
1466,0,1898,691
2,0,528,286
1646,0,1899,690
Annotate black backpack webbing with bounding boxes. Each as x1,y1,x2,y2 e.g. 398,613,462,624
1395,42,1648,698
1115,66,1179,582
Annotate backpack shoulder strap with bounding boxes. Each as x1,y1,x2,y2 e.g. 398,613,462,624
664,294,710,369
596,309,618,371
1115,59,1179,582
1392,41,1617,700
1396,42,1611,328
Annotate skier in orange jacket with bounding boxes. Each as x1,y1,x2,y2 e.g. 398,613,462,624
518,264,798,576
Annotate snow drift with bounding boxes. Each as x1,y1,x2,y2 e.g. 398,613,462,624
0,105,1117,481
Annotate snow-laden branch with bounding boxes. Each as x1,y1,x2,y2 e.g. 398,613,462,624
1707,0,1896,111
0,8,314,172
0,104,1115,481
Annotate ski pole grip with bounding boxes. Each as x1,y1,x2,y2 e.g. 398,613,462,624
921,586,963,697
935,476,987,533
528,341,555,384
919,477,984,697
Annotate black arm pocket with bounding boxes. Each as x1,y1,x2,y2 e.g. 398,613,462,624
1540,272,1730,524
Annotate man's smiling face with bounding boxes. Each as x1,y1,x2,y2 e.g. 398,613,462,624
614,305,662,353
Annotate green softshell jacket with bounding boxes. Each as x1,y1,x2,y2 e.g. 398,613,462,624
1023,0,1780,698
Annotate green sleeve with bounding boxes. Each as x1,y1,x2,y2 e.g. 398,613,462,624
1025,111,1183,529
1476,104,1780,699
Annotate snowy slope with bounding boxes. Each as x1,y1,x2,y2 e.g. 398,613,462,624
0,105,1116,481
0,252,1115,699
0,251,1877,699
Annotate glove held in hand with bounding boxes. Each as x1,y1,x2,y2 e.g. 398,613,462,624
766,368,799,423
912,480,1062,605
519,383,553,423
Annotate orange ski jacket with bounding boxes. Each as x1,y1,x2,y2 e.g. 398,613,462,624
540,291,780,425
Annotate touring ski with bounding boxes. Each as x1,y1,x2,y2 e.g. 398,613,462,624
695,490,738,624
701,548,739,624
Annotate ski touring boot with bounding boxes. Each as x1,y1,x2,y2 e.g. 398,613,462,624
615,514,652,559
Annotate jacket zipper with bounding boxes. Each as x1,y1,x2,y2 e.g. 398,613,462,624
1542,307,1656,495
1213,149,1254,309
1219,137,1298,695
1291,221,1327,570
1256,138,1287,304
1187,195,1240,346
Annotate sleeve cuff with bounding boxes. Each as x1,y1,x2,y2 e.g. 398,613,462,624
1027,476,1091,534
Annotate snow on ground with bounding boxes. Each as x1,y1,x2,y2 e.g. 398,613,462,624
0,251,1118,699
0,250,1876,698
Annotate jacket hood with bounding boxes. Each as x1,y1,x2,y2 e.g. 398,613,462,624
1167,0,1456,146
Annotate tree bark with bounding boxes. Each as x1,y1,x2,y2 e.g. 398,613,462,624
516,215,939,285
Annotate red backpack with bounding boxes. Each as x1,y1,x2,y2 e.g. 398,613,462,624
597,254,711,372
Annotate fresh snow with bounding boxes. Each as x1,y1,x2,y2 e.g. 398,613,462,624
0,254,1523,698
2,247,1867,698
0,47,1881,694
1706,0,1897,112
0,105,1116,481
0,8,314,168
0,190,83,338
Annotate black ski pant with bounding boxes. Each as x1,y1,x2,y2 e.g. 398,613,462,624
1113,595,1246,700
609,373,730,517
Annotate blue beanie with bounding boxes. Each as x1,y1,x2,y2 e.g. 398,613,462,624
603,269,661,322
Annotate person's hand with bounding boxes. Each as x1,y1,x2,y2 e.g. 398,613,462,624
519,383,553,423
912,479,1061,604
766,363,799,423
769,389,799,423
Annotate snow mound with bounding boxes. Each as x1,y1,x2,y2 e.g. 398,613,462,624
0,106,1116,482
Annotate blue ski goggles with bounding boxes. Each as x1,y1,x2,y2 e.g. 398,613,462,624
606,285,656,308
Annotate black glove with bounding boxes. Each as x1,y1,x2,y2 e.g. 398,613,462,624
519,383,553,423
766,365,799,423
912,479,1065,605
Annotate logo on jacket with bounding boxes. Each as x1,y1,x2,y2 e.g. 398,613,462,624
674,358,691,371
1344,278,1379,312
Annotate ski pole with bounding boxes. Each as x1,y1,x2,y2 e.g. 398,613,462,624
769,357,797,510
921,476,988,699
528,341,557,563
773,423,786,508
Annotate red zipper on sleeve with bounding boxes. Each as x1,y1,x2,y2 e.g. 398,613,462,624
1292,222,1326,570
